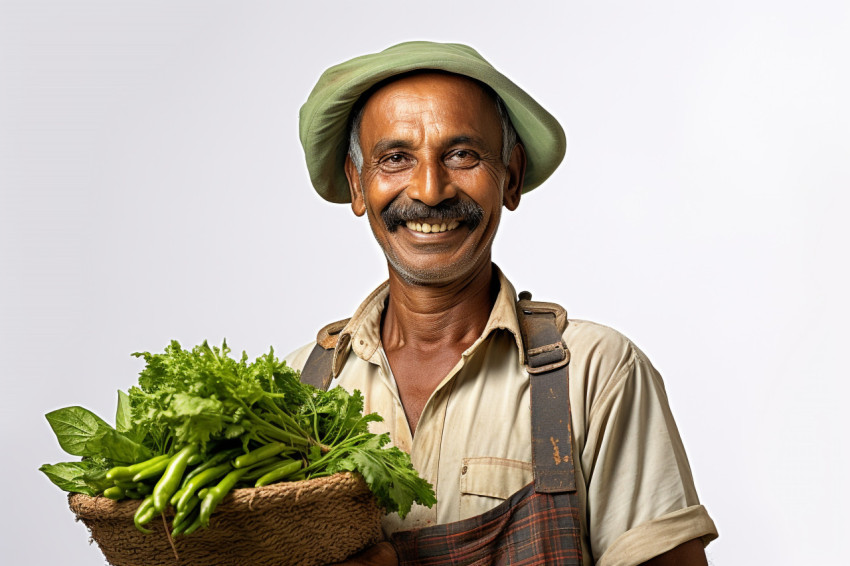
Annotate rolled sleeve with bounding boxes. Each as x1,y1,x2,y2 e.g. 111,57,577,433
598,505,718,566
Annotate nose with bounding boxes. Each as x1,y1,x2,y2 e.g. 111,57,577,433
405,155,457,206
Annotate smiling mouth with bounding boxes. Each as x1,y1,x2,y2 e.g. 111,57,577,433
405,220,462,234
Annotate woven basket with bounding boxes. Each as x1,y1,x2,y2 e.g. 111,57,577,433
68,472,384,566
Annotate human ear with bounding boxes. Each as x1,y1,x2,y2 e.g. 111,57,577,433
503,143,526,211
345,154,367,217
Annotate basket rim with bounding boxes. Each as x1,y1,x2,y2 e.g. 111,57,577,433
68,471,374,520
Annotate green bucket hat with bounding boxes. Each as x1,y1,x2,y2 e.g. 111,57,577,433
299,41,566,204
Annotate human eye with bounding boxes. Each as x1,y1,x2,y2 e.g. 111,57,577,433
379,152,413,172
445,149,480,168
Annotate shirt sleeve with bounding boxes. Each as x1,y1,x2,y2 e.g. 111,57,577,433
571,323,718,565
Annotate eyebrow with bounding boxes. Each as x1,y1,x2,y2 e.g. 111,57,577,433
370,135,489,157
446,135,488,149
371,139,416,157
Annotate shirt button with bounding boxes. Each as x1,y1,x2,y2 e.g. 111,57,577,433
461,465,468,475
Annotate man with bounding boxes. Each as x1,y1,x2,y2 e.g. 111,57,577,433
287,41,718,565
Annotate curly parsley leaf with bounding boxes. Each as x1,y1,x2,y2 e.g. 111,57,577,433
326,434,437,518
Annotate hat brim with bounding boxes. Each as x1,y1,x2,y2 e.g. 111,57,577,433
299,41,566,204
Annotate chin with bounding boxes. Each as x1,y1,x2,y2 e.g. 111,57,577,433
384,250,486,287
390,262,457,286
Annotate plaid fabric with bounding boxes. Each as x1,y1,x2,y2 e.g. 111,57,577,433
390,483,582,565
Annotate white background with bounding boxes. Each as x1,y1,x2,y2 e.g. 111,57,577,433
2,1,848,564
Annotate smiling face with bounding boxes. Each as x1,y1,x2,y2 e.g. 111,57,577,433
345,72,525,286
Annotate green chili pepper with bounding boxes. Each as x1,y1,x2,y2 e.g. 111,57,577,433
197,487,209,500
137,506,156,527
186,452,204,466
106,454,169,482
133,495,156,534
242,457,295,481
182,448,241,485
171,520,187,537
124,489,143,499
103,486,124,500
199,467,249,527
170,486,186,507
255,460,302,487
132,456,172,482
152,445,199,512
177,462,232,511
173,495,201,528
232,442,289,468
182,513,203,535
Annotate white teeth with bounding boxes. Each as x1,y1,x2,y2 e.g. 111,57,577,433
405,220,462,233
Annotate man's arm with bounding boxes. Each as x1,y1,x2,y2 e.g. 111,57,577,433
640,538,708,566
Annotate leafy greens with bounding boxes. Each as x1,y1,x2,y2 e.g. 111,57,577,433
41,340,436,519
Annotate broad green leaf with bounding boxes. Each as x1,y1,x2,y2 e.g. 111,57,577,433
39,462,96,495
45,406,112,457
85,428,152,464
116,389,146,444
115,390,132,433
79,465,113,493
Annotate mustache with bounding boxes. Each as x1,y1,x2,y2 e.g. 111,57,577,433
381,198,485,232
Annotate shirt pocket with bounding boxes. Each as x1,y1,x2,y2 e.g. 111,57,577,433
459,457,533,520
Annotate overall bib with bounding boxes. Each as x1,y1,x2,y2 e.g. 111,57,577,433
302,295,583,565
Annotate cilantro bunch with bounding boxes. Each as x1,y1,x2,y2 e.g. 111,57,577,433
41,340,436,536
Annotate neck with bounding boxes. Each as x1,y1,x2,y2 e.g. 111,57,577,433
381,260,497,353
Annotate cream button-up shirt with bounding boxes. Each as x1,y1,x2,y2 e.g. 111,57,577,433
286,270,718,565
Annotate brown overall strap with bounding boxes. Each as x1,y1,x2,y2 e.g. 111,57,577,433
299,318,349,390
516,291,576,493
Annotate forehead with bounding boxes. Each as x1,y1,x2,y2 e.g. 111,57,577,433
357,72,501,143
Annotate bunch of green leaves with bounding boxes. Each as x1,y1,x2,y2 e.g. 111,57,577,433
128,340,314,454
42,340,436,519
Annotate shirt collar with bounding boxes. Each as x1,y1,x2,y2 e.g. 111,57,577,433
331,266,526,377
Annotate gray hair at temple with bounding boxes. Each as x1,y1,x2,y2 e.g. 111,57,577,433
347,88,519,174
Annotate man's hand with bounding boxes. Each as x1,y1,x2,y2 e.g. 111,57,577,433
332,542,398,566
640,538,708,566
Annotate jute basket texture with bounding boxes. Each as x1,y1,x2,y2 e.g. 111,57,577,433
68,472,384,566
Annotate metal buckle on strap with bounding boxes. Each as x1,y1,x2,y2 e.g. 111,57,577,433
525,340,570,374
519,305,571,374
517,293,570,374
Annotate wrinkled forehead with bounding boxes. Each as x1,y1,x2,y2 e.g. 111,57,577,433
355,71,501,142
